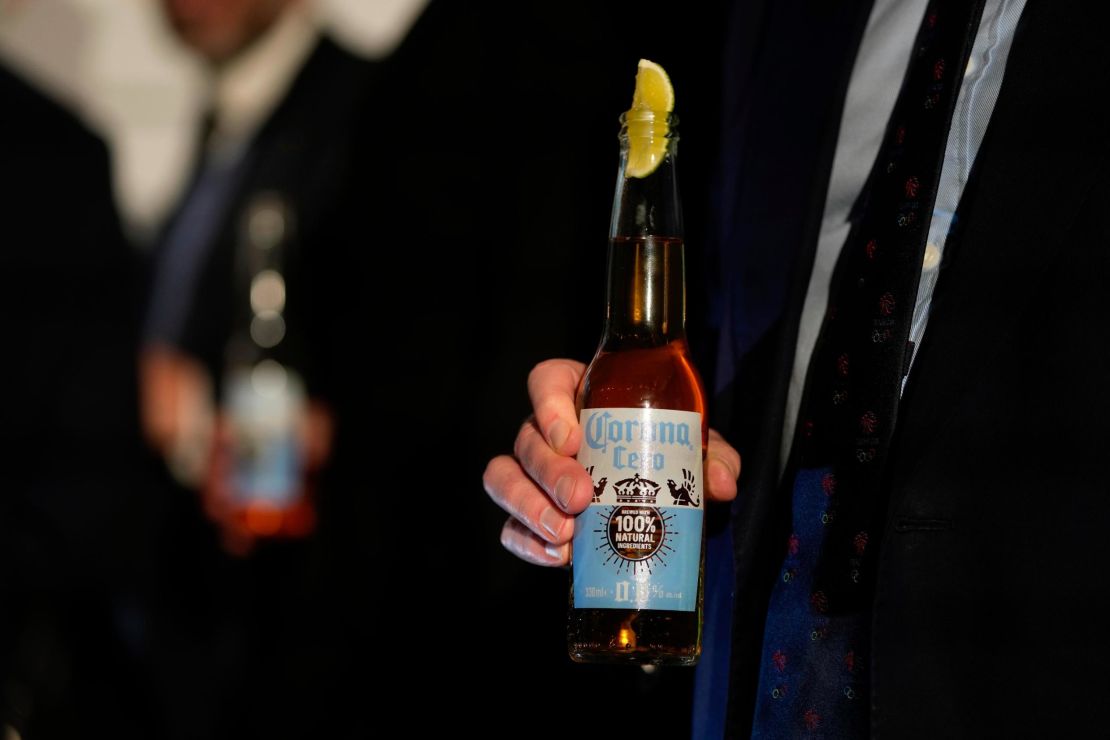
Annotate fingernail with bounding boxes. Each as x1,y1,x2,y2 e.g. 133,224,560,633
540,507,564,539
554,476,575,510
545,542,567,562
548,419,570,451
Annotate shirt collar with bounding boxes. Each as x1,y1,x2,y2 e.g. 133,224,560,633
207,6,319,153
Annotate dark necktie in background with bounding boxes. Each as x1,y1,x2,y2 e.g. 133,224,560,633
752,0,987,735
143,112,253,346
803,0,988,611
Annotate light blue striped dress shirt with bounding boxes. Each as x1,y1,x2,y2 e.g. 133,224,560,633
906,0,1027,378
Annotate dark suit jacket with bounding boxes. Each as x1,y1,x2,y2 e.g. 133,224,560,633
697,2,1110,737
0,62,153,737
0,63,142,576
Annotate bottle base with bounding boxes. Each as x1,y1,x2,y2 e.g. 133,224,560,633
231,497,316,539
567,607,701,666
568,646,700,667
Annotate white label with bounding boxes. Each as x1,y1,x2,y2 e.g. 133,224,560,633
572,407,703,611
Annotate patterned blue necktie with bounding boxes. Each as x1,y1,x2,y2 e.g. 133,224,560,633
751,0,986,736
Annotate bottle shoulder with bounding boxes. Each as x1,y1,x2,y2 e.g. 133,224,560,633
578,341,706,417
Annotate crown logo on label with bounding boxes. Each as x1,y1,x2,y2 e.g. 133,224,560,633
613,474,661,504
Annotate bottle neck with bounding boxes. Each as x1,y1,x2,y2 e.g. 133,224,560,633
228,193,293,369
610,112,682,239
603,236,686,346
603,111,685,347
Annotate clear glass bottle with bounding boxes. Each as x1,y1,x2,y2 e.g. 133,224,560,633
568,110,708,665
222,192,314,539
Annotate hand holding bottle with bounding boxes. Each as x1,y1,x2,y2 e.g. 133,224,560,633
202,398,334,555
489,59,743,664
483,358,741,568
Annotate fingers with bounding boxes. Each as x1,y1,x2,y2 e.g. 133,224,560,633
705,428,741,503
200,415,232,522
527,359,586,456
139,345,214,488
486,358,592,569
201,415,257,556
500,518,569,567
301,400,335,470
217,521,258,557
512,420,595,515
484,454,575,545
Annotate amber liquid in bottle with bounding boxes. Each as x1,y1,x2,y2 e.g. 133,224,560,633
568,109,708,665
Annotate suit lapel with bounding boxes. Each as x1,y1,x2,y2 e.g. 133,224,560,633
891,1,1110,483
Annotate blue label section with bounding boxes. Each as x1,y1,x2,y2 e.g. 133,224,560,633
572,506,703,612
232,432,300,505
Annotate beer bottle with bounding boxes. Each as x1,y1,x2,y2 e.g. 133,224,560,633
221,192,315,539
568,61,707,665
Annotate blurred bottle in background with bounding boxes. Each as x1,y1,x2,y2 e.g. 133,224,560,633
216,193,318,541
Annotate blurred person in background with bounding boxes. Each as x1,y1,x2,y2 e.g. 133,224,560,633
0,61,154,738
136,0,384,737
137,0,496,735
140,0,364,555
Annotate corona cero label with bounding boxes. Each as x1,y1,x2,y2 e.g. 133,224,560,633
572,407,703,612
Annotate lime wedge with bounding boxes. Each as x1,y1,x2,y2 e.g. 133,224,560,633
631,58,675,113
626,59,674,179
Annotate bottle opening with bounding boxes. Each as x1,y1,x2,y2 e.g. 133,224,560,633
619,110,679,126
619,110,679,139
